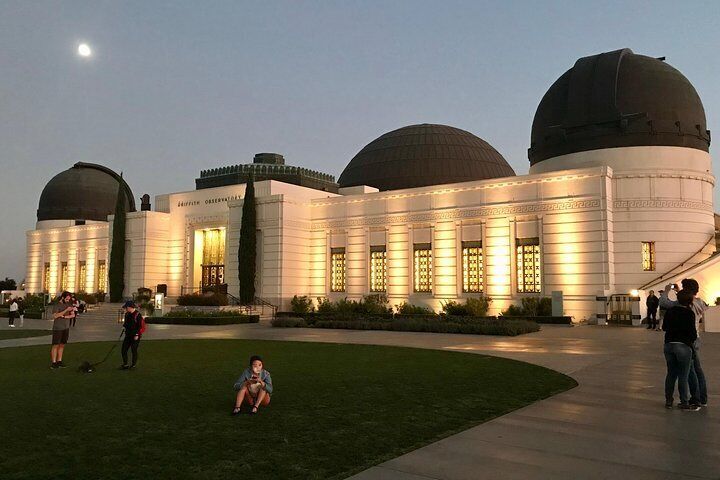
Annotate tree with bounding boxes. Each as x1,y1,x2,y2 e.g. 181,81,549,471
0,277,17,291
108,176,127,302
237,176,257,304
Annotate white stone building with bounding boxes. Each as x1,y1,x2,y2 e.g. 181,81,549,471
25,49,718,322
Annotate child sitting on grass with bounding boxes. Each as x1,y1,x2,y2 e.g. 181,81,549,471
232,355,273,415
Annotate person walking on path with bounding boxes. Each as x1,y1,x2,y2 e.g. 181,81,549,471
17,298,24,327
662,289,700,411
232,355,273,415
646,290,659,330
120,301,144,370
50,292,74,369
70,295,79,327
8,298,18,327
660,279,708,406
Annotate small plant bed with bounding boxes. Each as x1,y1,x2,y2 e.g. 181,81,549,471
148,311,259,325
0,329,52,340
0,339,576,479
273,315,540,336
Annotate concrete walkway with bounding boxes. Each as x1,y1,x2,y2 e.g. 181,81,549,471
1,318,718,479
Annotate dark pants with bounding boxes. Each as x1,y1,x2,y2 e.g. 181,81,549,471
71,315,77,327
8,312,16,326
689,339,707,404
664,342,693,404
647,309,657,329
121,335,141,366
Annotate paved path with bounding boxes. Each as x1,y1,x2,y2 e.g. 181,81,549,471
2,318,718,479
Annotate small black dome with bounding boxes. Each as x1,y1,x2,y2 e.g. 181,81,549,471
338,124,515,191
529,48,710,165
37,162,136,222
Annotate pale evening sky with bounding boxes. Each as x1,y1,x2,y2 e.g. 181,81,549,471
1,0,719,280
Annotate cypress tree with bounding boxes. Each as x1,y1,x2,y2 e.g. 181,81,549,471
238,176,257,304
108,176,127,302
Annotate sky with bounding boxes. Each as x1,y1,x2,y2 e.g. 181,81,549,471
1,0,720,281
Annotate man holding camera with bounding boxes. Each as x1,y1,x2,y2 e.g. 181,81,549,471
660,279,708,407
50,291,74,369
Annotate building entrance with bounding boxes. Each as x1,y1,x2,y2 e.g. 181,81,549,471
199,228,225,288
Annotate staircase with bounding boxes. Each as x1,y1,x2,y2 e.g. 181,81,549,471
78,302,125,324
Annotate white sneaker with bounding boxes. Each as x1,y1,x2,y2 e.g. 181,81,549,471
9,325,15,328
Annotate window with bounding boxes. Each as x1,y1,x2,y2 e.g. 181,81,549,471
462,241,483,293
43,262,51,293
413,243,432,293
642,241,656,271
330,248,346,292
60,262,69,291
370,246,387,292
201,228,226,287
77,261,87,292
516,238,541,293
97,260,107,293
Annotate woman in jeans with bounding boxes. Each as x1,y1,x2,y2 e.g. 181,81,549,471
662,289,699,411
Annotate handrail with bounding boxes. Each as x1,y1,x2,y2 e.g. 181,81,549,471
638,234,716,290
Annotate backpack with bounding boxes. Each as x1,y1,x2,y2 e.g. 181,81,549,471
137,312,147,335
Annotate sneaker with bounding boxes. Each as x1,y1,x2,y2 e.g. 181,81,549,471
50,362,59,369
665,400,673,409
678,403,701,412
119,365,130,370
56,361,67,368
9,325,15,328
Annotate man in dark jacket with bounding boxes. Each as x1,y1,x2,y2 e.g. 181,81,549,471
646,290,659,330
120,301,144,370
662,289,699,411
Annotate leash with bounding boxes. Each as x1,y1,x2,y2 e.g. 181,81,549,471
93,329,125,368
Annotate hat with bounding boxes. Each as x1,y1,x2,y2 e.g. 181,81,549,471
122,301,137,309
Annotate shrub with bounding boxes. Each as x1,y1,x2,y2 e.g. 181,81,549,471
271,317,307,328
360,294,392,314
136,287,152,303
177,293,228,306
316,297,335,314
310,316,539,336
502,297,552,317
441,300,469,316
291,295,314,314
165,309,246,318
139,301,155,315
23,294,46,309
75,292,98,305
148,315,259,325
395,302,434,314
466,296,492,316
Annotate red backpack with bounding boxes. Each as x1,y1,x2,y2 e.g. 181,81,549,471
133,311,147,335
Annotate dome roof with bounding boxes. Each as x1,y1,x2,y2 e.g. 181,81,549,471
529,48,710,165
37,162,135,222
338,124,515,191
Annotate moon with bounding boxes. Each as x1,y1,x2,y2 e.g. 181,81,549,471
78,43,92,57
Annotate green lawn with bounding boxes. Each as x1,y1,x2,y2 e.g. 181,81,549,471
0,329,51,340
0,339,576,480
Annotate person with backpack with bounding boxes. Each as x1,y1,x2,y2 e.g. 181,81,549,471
120,301,145,370
7,298,18,327
662,289,700,411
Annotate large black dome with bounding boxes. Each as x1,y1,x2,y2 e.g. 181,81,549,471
37,162,136,222
338,124,515,191
529,48,710,165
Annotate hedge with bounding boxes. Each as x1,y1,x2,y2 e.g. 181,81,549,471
0,308,45,319
147,315,260,325
509,316,572,325
273,315,539,336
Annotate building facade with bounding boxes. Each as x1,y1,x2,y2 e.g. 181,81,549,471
26,49,717,321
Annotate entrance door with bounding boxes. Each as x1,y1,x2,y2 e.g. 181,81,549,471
200,228,226,288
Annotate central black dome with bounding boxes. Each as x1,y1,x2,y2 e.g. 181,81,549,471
37,162,135,222
338,124,515,191
529,48,710,165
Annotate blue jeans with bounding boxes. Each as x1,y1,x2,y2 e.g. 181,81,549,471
689,339,707,404
664,343,693,404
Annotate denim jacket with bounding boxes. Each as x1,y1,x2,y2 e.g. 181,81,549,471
233,367,273,394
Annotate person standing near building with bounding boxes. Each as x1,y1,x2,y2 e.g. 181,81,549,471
120,301,145,370
662,289,699,411
646,290,659,330
660,279,708,407
17,297,25,327
8,298,18,327
51,292,74,369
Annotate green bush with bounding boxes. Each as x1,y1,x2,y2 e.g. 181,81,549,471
441,300,469,316
395,302,434,314
165,309,246,318
290,295,315,314
177,293,228,306
148,315,259,325
308,317,539,336
466,296,492,316
139,301,155,315
316,297,335,314
75,292,98,305
502,297,552,317
23,294,46,309
0,308,44,319
271,317,307,328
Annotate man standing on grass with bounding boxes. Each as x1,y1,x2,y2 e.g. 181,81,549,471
120,301,144,370
51,292,74,369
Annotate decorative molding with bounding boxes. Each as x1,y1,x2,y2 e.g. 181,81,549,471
613,200,713,211
312,199,602,230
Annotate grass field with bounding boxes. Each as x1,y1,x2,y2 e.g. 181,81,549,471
0,339,576,480
0,329,51,340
